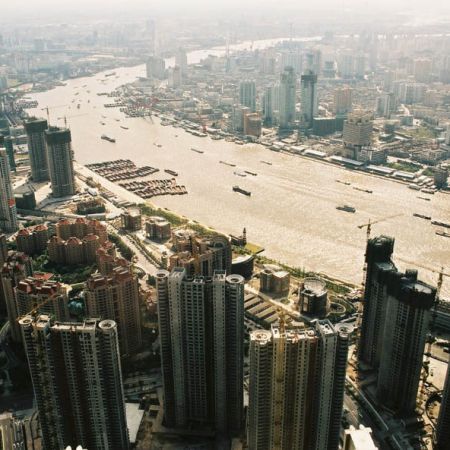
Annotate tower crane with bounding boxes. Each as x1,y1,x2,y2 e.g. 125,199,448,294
357,213,403,241
40,105,68,124
56,113,88,127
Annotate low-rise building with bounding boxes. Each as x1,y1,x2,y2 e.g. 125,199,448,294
260,265,290,295
121,207,142,231
146,216,171,241
299,277,329,318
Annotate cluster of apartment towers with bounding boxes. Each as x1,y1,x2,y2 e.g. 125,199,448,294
0,118,75,235
1,226,449,450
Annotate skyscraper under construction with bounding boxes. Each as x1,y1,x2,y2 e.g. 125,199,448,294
359,235,435,415
45,126,76,198
24,118,49,182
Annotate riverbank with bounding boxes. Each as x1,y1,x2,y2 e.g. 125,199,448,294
139,202,358,295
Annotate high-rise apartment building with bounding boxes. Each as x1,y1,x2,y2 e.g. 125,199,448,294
436,358,450,449
354,54,366,79
376,93,395,118
0,233,6,264
146,55,166,79
168,66,182,88
339,53,354,79
262,86,274,125
247,321,349,450
376,270,435,414
334,87,353,116
170,231,232,276
85,265,142,357
342,112,373,159
279,66,296,129
0,148,18,232
413,58,432,83
280,51,302,74
239,80,257,112
0,251,33,342
300,70,318,129
4,136,16,172
24,118,49,181
156,268,244,435
45,127,76,198
16,224,49,256
20,315,129,450
15,277,70,323
175,48,188,76
56,217,107,242
359,235,396,368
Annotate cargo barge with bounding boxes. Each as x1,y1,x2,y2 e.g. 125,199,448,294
336,205,356,213
233,186,251,196
413,213,431,220
431,220,450,229
101,135,116,143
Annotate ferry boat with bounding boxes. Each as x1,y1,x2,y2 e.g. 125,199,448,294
336,205,356,213
101,135,116,143
164,169,178,177
233,186,251,196
436,230,450,238
431,220,450,229
413,213,431,220
191,148,204,154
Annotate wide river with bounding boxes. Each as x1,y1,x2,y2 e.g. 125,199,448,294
27,40,450,298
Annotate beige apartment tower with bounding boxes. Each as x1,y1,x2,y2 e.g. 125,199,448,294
156,268,244,435
247,320,349,450
84,265,142,357
20,315,130,450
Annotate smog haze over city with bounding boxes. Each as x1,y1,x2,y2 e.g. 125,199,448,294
0,0,450,449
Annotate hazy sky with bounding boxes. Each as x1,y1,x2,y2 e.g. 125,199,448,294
1,0,450,21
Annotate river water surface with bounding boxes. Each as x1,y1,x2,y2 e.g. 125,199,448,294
27,41,450,297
